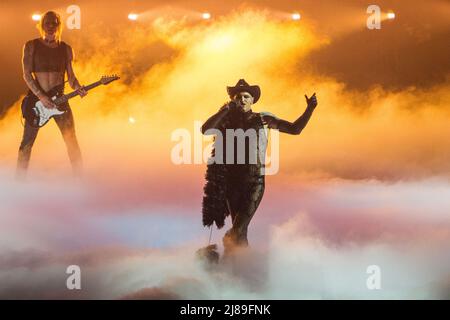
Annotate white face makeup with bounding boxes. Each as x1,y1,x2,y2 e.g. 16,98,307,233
233,91,254,112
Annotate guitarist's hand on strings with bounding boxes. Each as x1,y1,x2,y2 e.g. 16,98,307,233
76,85,88,98
37,93,57,109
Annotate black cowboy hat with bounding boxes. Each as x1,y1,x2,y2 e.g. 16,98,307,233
227,79,261,103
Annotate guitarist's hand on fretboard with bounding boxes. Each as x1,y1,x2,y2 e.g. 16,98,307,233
76,85,88,98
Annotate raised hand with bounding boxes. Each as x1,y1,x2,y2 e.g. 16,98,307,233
304,93,318,109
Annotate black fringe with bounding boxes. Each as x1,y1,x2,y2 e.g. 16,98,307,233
202,162,228,229
201,109,263,229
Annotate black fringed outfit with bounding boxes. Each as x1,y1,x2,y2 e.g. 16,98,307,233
201,79,317,255
202,107,267,251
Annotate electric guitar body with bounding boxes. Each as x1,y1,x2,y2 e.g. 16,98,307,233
21,87,66,128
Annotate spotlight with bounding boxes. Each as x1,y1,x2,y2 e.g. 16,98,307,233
128,13,138,21
291,12,301,21
202,12,211,20
128,116,136,124
387,12,395,19
32,14,41,21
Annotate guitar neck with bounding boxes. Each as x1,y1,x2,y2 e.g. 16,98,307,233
54,81,102,105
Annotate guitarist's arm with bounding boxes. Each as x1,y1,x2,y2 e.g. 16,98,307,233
65,44,87,97
22,41,56,109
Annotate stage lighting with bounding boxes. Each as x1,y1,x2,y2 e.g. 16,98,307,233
128,116,136,124
128,13,138,21
387,12,395,19
32,14,41,21
202,12,211,20
291,13,301,21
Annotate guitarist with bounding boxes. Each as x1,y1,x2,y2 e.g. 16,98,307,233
17,10,86,179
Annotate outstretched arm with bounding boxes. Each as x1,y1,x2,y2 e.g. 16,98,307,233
263,93,318,135
201,103,233,134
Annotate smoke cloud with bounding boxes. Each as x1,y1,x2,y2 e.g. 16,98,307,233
0,4,448,299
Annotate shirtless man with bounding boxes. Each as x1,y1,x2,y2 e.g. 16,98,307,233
17,10,86,179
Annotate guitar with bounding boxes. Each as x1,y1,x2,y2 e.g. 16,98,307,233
21,75,120,128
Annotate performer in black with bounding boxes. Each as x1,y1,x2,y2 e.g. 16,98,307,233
201,79,318,257
17,11,86,179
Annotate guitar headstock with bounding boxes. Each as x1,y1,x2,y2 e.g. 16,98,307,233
100,74,120,85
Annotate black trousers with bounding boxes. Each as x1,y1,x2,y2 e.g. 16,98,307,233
223,175,265,255
16,106,82,178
